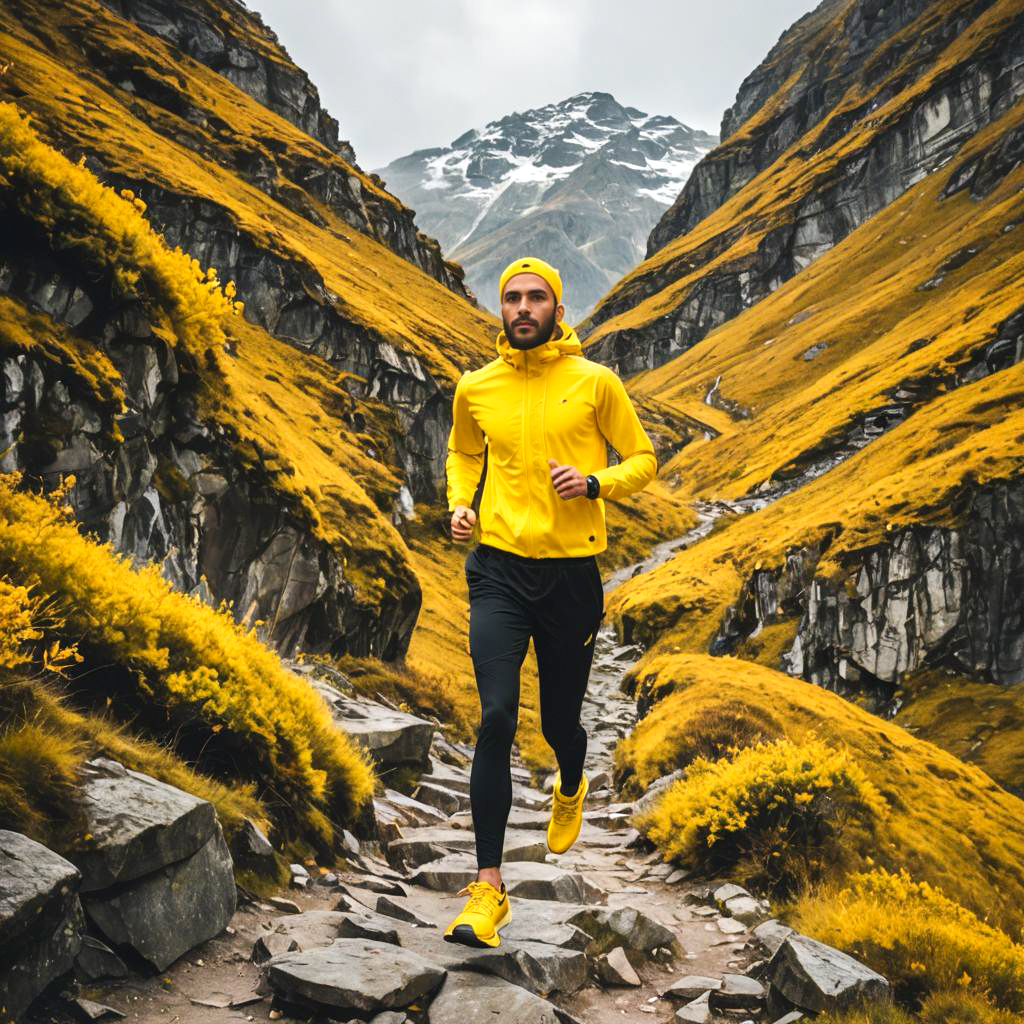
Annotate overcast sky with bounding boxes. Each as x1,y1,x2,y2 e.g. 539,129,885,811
248,1,820,170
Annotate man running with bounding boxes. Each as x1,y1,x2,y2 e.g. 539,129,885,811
443,256,657,948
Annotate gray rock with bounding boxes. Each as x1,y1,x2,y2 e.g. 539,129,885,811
410,857,593,903
375,894,437,928
770,1013,805,1024
724,895,763,924
71,997,125,1020
267,896,302,914
769,933,890,1013
502,901,591,951
73,758,216,891
752,919,794,956
316,686,434,771
427,970,562,1023
568,905,679,955
83,824,236,970
710,973,765,1011
369,1012,408,1024
421,759,471,794
388,827,548,870
713,883,750,905
598,946,641,987
717,916,747,934
0,831,85,1020
461,939,588,997
257,909,401,955
413,781,466,815
232,819,275,869
663,975,723,1002
266,938,446,1015
253,931,299,962
381,789,450,827
74,935,128,982
675,991,711,1023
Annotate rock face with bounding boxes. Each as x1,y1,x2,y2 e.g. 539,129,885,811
580,0,1024,375
97,0,469,294
713,478,1024,700
0,831,85,1020
0,257,418,660
68,759,236,972
378,91,716,324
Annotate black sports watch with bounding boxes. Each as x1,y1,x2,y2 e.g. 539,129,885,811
585,474,600,499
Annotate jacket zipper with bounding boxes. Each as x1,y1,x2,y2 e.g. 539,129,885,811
522,349,533,556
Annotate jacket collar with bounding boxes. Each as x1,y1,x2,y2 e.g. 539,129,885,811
496,322,582,373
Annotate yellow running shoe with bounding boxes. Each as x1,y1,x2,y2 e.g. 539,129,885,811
443,880,510,948
547,771,589,854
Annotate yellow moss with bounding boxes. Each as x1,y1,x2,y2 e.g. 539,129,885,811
616,654,1024,935
894,670,1024,795
794,869,1024,1013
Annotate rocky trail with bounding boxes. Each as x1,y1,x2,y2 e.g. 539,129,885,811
16,525,887,1024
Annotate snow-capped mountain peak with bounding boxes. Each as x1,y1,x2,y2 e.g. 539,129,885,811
376,92,717,323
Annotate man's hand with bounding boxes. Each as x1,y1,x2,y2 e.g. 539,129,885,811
450,505,477,542
548,459,587,500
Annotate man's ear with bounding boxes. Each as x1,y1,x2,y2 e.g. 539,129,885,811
556,302,565,322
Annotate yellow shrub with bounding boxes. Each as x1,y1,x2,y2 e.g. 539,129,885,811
638,737,886,895
0,579,40,670
0,475,374,847
793,869,1024,1013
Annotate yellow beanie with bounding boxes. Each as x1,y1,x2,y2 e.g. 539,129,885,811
498,257,563,307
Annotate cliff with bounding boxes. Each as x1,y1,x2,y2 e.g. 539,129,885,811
580,0,1024,375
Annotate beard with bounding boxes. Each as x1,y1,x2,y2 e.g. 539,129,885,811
503,306,558,349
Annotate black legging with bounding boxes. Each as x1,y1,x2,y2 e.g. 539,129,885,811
465,543,605,869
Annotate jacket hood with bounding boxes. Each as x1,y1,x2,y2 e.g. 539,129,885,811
496,322,582,371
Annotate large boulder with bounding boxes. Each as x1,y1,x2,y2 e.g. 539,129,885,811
768,933,890,1013
73,758,217,890
266,938,446,1016
83,825,236,971
0,831,85,1020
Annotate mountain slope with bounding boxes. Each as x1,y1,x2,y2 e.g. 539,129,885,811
580,0,1024,374
377,92,716,323
589,0,1024,860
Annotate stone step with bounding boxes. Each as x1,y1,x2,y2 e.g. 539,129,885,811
387,827,549,870
409,856,601,903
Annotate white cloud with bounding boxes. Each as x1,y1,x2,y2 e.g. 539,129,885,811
249,0,819,168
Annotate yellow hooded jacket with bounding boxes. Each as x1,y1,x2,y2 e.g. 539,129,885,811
446,323,657,558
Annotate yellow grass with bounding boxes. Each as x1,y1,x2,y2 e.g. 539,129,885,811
0,477,375,846
617,654,1024,937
